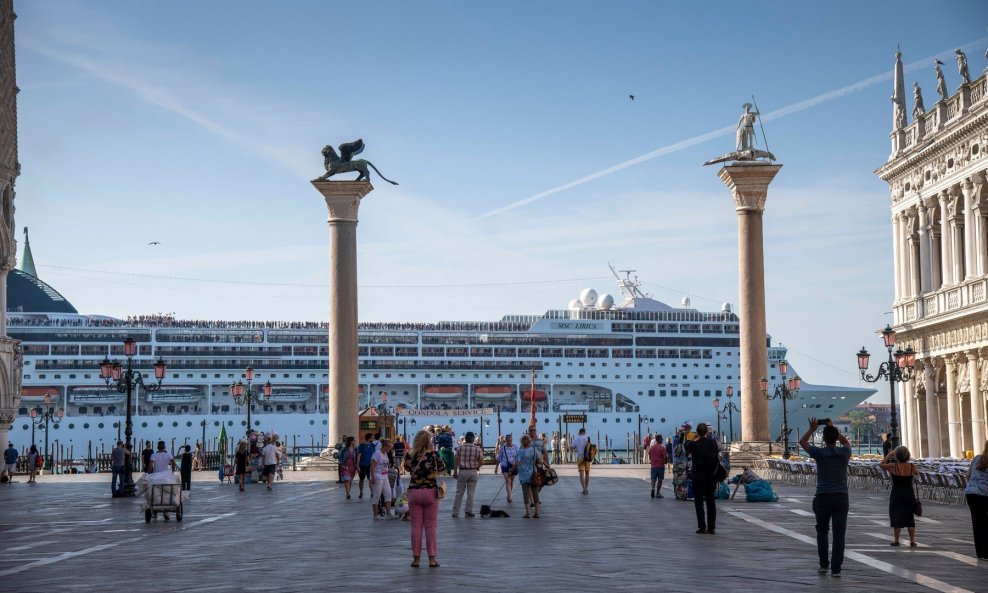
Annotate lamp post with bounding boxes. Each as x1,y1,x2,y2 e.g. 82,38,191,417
713,398,722,442
760,360,801,459
722,385,740,444
856,325,915,449
30,394,63,471
100,337,167,496
496,405,502,441
231,367,272,436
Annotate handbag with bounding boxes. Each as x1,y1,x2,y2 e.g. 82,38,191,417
714,458,728,482
436,480,447,499
530,464,544,488
912,467,923,517
541,465,558,486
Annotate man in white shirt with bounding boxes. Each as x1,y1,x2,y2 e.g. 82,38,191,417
571,428,591,494
261,440,281,492
150,441,175,474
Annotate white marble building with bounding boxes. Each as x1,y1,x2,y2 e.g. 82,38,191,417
876,48,988,459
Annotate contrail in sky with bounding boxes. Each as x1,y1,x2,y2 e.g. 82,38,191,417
475,38,988,220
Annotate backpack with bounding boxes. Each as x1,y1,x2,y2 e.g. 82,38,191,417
584,441,598,463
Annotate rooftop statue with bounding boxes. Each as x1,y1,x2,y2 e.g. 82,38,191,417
934,60,948,102
912,82,925,119
314,139,399,185
955,49,971,86
703,103,776,166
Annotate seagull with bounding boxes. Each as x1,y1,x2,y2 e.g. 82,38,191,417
629,94,635,101
148,241,161,245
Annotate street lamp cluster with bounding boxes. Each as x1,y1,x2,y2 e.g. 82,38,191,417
856,325,916,449
231,366,272,436
30,394,63,470
100,337,167,496
714,385,740,443
760,360,801,459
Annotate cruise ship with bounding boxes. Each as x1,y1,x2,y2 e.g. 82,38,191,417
5,236,874,452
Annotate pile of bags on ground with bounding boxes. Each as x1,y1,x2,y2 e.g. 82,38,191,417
729,468,779,502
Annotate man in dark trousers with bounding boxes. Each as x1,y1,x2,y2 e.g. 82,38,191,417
180,445,193,491
685,423,720,534
141,441,154,473
800,417,852,578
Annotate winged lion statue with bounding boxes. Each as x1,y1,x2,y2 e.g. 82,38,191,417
315,139,398,185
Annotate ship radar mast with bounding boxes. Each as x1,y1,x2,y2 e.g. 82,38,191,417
608,263,650,301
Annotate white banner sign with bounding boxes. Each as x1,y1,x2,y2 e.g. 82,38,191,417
405,408,496,417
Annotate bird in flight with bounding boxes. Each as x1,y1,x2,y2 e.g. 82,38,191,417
629,94,635,101
148,241,161,245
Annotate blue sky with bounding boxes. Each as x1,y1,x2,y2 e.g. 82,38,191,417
11,1,988,393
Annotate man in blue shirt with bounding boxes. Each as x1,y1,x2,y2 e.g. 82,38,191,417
3,443,19,483
800,417,852,578
355,433,376,499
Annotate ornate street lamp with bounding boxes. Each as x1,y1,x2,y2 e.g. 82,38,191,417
760,359,801,459
721,385,741,444
100,337,167,496
856,325,915,449
31,394,63,471
231,366,272,436
713,398,723,442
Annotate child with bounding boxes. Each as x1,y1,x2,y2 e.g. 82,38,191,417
370,439,395,519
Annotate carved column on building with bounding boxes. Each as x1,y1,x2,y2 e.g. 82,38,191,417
917,199,932,293
906,209,921,297
892,212,904,302
944,354,963,458
939,190,954,286
948,187,965,284
900,374,915,454
922,359,942,458
926,196,943,290
972,348,987,450
962,177,977,281
975,171,988,277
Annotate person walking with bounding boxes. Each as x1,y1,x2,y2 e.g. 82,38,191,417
142,441,154,474
881,433,894,457
649,433,667,498
355,433,376,499
393,435,406,475
2,443,18,483
179,445,193,491
512,434,541,518
497,434,519,503
234,441,248,492
150,441,175,474
339,436,357,499
799,417,852,578
451,431,483,518
966,439,988,560
879,445,919,547
571,428,591,495
685,423,720,534
192,443,202,471
559,434,568,464
110,441,127,496
404,430,445,568
261,438,281,492
370,439,395,519
27,444,39,483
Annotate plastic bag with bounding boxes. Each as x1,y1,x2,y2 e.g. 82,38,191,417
744,479,779,502
715,481,731,499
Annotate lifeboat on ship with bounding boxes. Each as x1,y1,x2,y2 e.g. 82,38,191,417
66,386,125,404
520,389,547,402
422,386,464,399
473,386,514,400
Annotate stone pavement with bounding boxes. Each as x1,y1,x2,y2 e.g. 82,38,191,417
0,466,984,592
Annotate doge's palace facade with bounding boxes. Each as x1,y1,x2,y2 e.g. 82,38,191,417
876,48,988,459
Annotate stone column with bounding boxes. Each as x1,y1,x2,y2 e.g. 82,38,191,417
926,197,942,290
963,178,977,281
899,376,913,453
892,213,904,302
945,354,963,458
939,191,953,286
917,201,931,293
716,162,781,444
976,173,988,276
922,361,942,458
971,349,987,450
311,180,373,448
950,187,965,283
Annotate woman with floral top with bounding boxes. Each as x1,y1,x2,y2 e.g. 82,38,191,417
403,430,446,568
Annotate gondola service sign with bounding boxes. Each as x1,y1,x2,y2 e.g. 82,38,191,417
405,408,496,417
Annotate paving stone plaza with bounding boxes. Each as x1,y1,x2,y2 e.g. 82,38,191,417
1,466,983,593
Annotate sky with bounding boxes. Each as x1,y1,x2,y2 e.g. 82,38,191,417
10,1,988,396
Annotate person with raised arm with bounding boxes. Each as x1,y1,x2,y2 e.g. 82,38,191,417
799,417,851,579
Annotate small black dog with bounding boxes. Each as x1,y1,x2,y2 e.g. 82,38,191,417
480,505,509,518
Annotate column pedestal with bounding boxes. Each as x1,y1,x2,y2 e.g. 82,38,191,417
716,162,782,444
311,180,373,449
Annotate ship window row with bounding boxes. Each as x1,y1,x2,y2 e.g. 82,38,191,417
9,331,153,343
155,331,265,343
543,309,738,323
635,337,739,348
655,389,721,397
34,358,544,372
421,335,632,347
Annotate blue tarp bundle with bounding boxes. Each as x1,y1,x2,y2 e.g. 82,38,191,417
743,479,779,502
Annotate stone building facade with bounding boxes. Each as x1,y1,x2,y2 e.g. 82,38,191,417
0,0,21,451
876,49,988,459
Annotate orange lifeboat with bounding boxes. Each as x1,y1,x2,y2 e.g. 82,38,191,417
20,386,61,400
521,389,547,401
474,386,514,399
422,386,464,399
